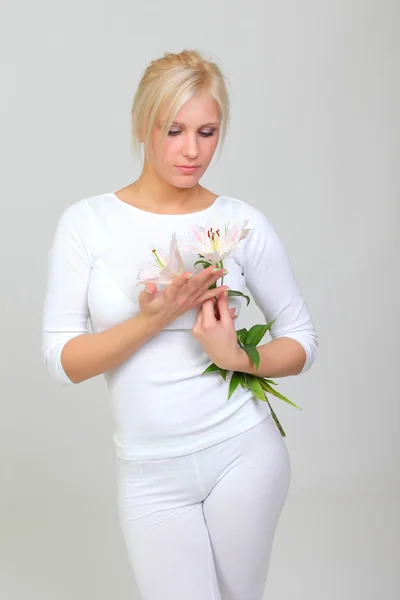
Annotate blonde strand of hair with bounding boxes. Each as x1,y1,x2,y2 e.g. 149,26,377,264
130,49,230,164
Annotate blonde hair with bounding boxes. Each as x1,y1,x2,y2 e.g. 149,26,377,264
131,49,230,163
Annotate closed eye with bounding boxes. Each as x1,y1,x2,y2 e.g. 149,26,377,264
168,130,215,137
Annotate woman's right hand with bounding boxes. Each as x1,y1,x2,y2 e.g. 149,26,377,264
137,265,229,331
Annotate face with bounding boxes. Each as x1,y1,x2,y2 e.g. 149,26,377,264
148,90,221,188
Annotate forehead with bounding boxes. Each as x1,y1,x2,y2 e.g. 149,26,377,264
162,92,220,126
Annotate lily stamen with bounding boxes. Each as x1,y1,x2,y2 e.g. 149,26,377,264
152,248,166,270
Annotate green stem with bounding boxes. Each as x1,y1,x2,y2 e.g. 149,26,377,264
266,399,286,437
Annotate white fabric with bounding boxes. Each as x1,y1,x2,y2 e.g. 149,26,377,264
42,192,318,459
116,416,291,600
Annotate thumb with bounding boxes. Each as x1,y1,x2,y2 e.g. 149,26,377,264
217,290,232,324
229,307,237,319
138,282,158,308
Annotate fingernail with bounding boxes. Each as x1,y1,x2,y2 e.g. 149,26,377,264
212,267,219,272
144,287,152,294
222,269,229,275
187,273,194,278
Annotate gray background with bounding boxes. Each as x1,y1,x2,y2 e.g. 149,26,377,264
1,0,399,598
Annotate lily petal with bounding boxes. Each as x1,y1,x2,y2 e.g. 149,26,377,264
183,219,252,265
225,223,242,244
181,244,205,254
167,233,185,274
136,267,160,282
191,225,208,245
136,232,185,287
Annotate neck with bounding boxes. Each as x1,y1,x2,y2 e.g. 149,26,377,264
132,161,203,211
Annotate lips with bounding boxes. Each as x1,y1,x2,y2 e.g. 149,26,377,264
175,165,200,173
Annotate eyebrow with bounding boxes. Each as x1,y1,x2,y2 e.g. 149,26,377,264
170,121,220,128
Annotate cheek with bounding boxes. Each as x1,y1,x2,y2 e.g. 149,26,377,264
156,135,219,171
160,137,180,165
202,137,219,163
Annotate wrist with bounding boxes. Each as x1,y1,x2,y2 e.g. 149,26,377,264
134,313,163,338
229,347,251,373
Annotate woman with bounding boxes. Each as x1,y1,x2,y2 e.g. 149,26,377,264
42,49,318,600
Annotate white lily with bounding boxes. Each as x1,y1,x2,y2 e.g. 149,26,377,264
182,220,251,264
136,233,185,286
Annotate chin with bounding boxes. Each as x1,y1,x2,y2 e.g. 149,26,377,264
178,181,199,189
169,175,200,189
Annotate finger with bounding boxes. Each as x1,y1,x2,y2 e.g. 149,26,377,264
186,266,226,295
165,271,194,298
202,266,228,288
137,280,158,294
186,267,229,305
197,285,229,304
201,298,217,328
229,307,236,319
217,290,232,324
143,282,157,294
193,303,203,329
138,282,158,310
214,298,219,319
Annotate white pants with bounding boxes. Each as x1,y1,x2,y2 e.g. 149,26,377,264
116,415,291,600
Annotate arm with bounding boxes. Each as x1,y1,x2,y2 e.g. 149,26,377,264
59,315,158,384
41,201,159,385
232,207,318,378
232,337,308,378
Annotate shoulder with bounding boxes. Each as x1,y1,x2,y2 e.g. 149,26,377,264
217,195,273,229
58,197,90,223
62,192,113,219
217,196,285,262
52,194,114,257
57,192,115,231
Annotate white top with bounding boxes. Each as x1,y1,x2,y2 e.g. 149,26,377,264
42,193,318,459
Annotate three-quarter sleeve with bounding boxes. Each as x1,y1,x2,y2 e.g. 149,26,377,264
240,206,318,373
41,199,95,385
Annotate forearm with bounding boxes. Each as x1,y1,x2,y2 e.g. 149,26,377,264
61,314,161,384
231,337,307,378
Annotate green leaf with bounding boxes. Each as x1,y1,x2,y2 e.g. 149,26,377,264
259,379,303,410
227,290,251,306
202,363,220,375
244,320,275,346
248,376,267,402
243,345,260,370
236,328,248,346
228,371,243,399
194,260,212,269
240,375,250,389
202,363,229,382
263,378,278,386
220,369,228,381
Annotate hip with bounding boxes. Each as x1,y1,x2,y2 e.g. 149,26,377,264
115,414,291,515
112,392,272,460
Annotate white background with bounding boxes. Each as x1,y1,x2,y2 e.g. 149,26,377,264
1,0,399,598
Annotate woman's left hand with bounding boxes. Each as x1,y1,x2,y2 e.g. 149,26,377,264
192,291,240,371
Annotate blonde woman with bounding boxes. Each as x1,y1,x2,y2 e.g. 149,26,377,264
42,49,318,600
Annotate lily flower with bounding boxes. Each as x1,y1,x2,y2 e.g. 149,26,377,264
136,233,185,286
182,220,251,264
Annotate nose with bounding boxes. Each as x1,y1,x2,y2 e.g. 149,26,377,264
182,133,199,160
